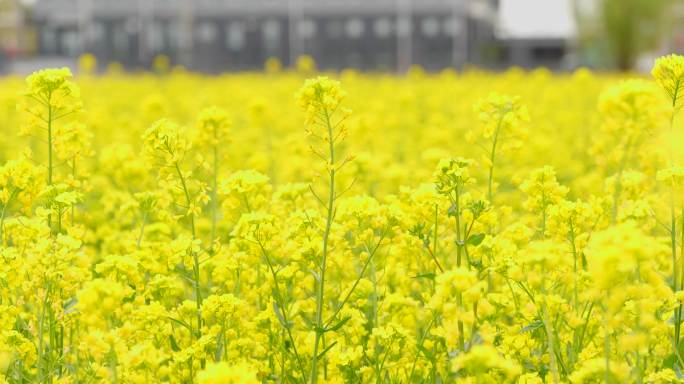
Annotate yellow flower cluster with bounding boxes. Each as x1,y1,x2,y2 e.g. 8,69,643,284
652,54,684,108
2,54,684,383
295,76,347,125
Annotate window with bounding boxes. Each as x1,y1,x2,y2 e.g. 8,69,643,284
421,17,439,37
42,27,56,53
298,19,317,39
59,30,79,56
112,27,128,55
443,17,462,37
396,18,411,37
226,22,245,51
345,18,364,39
197,21,217,44
62,30,80,55
147,22,164,52
167,22,180,50
262,19,281,53
532,46,564,61
263,19,280,41
373,18,392,38
125,18,138,34
90,22,106,47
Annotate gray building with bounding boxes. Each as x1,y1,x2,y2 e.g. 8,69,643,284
30,0,572,72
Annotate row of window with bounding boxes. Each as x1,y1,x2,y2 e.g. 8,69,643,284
41,16,465,55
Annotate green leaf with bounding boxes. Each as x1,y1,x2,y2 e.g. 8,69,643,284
417,344,435,360
167,316,194,334
664,339,684,370
326,316,351,333
215,333,224,361
413,273,436,280
317,340,339,360
63,297,78,313
300,312,314,328
675,363,684,379
273,302,291,329
308,268,320,282
169,335,181,352
466,233,486,246
664,354,676,370
520,320,543,333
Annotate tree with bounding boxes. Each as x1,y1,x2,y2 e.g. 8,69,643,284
601,0,672,70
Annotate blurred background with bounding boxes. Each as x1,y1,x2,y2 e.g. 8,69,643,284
0,0,681,74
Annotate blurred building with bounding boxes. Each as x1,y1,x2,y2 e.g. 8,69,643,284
0,0,34,71
29,0,575,72
496,0,577,69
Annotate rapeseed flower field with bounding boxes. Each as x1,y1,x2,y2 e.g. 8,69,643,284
2,54,684,383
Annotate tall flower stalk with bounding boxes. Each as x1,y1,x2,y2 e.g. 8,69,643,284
652,54,684,347
20,68,83,381
472,93,528,204
434,157,475,351
195,107,230,248
296,77,352,384
595,80,663,223
22,68,81,232
142,119,210,369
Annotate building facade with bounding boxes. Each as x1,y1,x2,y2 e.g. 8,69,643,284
30,0,571,72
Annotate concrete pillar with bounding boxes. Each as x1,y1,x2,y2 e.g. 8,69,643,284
288,0,303,67
396,0,412,73
178,0,194,68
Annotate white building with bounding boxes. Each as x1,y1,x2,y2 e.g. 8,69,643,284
495,0,578,69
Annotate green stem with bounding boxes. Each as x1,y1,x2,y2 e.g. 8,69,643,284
173,161,203,368
136,212,147,250
539,172,548,238
453,188,466,352
603,320,611,384
670,79,680,165
311,109,336,384
433,204,439,260
0,205,6,246
47,99,53,232
454,188,462,267
677,207,684,348
324,231,388,328
211,125,219,246
669,106,681,348
70,158,76,225
429,204,443,273
604,311,611,384
541,300,559,384
174,162,196,239
408,316,435,383
611,137,633,224
0,189,17,246
487,115,504,203
257,241,307,381
569,222,579,313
